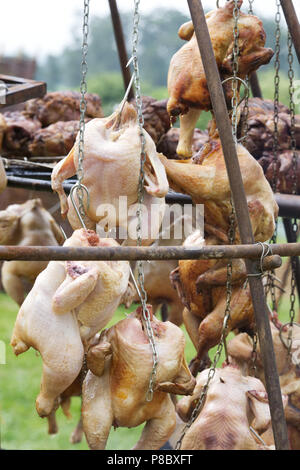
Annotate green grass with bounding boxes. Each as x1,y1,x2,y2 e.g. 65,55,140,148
0,258,298,451
0,293,198,451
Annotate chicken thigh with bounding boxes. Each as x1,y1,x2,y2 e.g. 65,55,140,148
11,228,130,418
0,198,64,305
227,314,300,449
160,131,278,244
176,364,277,450
51,102,169,245
82,305,196,450
167,0,274,157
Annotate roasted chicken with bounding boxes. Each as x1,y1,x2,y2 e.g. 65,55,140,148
82,305,196,450
24,91,103,127
28,120,81,157
1,111,41,156
167,0,274,157
171,231,255,375
227,314,300,449
51,102,169,245
0,199,64,305
176,364,279,450
160,131,278,244
11,228,130,418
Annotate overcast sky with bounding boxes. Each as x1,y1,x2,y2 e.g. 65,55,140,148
1,0,299,59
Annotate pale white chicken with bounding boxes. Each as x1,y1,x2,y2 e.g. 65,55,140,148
11,228,130,418
82,305,196,450
51,102,169,245
176,364,280,450
0,199,64,305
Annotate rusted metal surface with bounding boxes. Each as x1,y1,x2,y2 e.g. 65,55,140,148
0,243,296,262
280,0,300,64
249,72,263,98
187,0,290,450
0,74,46,108
108,0,134,100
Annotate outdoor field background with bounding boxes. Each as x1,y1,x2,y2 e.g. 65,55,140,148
0,253,297,450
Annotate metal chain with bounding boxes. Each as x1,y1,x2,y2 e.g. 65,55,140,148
286,30,298,356
248,0,254,15
132,0,158,402
231,0,240,142
240,0,254,142
250,331,258,376
176,3,240,447
267,0,281,310
70,0,90,227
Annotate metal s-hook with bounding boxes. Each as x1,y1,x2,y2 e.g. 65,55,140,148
69,183,90,230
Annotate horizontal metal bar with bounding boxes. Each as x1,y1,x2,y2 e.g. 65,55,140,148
0,243,298,262
6,176,300,219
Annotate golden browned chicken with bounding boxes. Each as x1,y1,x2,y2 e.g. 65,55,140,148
11,229,130,419
51,102,169,245
160,131,278,244
171,231,255,375
1,111,41,156
82,305,196,450
176,364,280,450
28,120,80,157
0,199,64,305
24,91,103,127
227,314,300,450
167,0,274,158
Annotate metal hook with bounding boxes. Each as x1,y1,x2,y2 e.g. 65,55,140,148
69,183,90,230
279,322,300,351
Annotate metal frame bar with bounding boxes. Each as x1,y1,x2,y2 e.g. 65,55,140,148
280,0,300,63
186,0,289,450
0,243,298,262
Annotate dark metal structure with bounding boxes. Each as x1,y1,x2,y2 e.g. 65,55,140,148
0,0,300,451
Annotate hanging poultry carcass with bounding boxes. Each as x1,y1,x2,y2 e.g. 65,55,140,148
51,102,169,246
176,364,285,450
81,305,196,450
10,228,130,419
0,199,64,306
170,231,256,375
167,0,274,158
227,314,300,450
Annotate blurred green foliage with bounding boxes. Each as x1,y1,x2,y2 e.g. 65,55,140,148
35,8,299,121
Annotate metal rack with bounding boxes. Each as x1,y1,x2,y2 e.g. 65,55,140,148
1,0,300,451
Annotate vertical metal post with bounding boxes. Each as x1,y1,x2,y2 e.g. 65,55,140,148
108,0,134,100
187,0,290,450
280,0,300,63
249,72,263,98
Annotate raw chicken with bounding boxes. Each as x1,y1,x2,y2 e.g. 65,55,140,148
176,364,279,450
11,228,130,418
82,305,196,450
0,199,64,305
159,130,278,244
51,102,169,245
227,314,300,449
170,231,255,375
167,0,274,157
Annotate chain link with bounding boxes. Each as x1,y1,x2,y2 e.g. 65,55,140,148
175,1,241,449
132,0,158,402
70,0,90,226
286,30,298,356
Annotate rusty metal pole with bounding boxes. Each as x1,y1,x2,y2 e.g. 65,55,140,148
108,0,134,100
280,0,300,63
187,0,290,450
249,72,263,98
